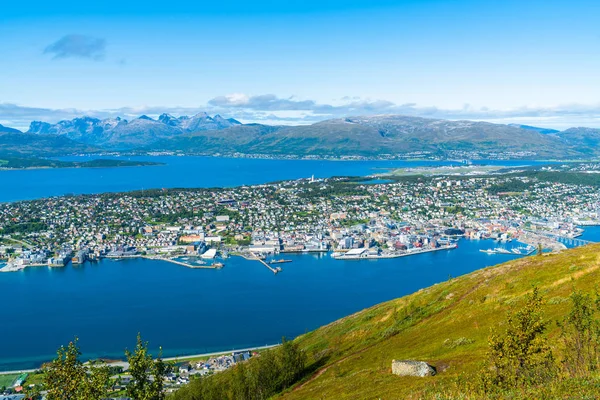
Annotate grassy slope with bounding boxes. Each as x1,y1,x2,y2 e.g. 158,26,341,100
281,245,600,399
152,117,578,158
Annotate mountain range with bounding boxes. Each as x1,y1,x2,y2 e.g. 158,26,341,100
3,114,600,159
26,113,241,149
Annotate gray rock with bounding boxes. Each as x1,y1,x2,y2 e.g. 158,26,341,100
391,360,436,377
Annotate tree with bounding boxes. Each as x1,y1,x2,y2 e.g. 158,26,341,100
43,338,110,400
559,290,600,377
125,333,170,400
229,362,250,399
277,337,306,388
481,287,555,390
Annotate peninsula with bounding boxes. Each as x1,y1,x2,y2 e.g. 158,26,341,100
0,157,163,170
1,163,597,272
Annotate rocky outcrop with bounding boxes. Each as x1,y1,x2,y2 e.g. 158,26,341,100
391,360,436,377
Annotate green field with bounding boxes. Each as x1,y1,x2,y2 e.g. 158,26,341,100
385,165,507,176
276,245,600,399
0,373,17,388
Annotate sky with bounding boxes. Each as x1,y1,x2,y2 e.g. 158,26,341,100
1,0,600,130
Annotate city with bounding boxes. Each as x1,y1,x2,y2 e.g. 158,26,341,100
2,165,598,273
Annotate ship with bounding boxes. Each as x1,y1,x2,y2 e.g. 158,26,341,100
480,246,534,255
479,247,510,254
510,245,535,255
269,259,292,264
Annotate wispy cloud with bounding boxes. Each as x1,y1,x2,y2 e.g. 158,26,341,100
44,34,106,60
3,96,600,131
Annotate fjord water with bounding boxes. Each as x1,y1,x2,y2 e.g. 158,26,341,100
0,156,549,202
0,238,545,371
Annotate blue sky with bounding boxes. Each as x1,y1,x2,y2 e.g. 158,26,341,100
1,0,600,129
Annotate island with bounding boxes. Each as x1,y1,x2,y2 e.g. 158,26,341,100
0,157,164,170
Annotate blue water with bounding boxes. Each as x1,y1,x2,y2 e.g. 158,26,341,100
0,237,543,371
578,227,600,242
0,156,551,203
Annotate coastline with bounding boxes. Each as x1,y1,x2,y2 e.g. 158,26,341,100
68,152,590,163
1,235,596,373
0,162,164,171
0,344,280,375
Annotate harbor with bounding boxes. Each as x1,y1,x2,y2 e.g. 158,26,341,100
248,252,282,274
0,235,563,372
145,256,224,269
331,243,458,260
479,244,536,256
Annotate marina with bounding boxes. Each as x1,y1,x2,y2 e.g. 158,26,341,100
479,245,536,256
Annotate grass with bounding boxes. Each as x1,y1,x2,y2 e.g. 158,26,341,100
0,373,17,388
386,165,506,176
276,245,600,399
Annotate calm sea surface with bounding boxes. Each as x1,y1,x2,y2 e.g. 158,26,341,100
0,157,574,371
3,234,590,372
0,156,551,202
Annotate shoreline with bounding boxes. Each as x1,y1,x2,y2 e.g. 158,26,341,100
0,235,596,374
0,344,279,375
0,162,164,171
331,244,458,260
65,153,591,163
0,255,223,273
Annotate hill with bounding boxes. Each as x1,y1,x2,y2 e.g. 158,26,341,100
0,123,23,134
13,114,600,158
555,127,600,156
0,157,162,169
153,116,575,158
508,123,560,134
0,130,97,157
172,244,600,399
27,113,241,149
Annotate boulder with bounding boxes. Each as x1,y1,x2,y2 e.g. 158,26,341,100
391,360,436,377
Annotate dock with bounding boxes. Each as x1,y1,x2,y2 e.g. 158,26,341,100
142,256,222,269
331,244,457,260
249,252,281,274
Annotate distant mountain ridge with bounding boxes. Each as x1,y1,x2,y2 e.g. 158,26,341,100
508,123,560,134
150,115,581,158
0,128,96,157
4,114,600,158
26,113,241,149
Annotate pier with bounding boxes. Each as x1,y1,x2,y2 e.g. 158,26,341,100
143,256,221,269
249,252,281,274
331,244,457,260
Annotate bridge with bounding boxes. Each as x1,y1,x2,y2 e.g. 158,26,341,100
535,232,594,248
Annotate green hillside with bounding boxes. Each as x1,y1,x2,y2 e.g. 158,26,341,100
149,116,582,159
173,244,600,399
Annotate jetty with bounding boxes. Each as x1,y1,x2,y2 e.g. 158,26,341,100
249,252,281,274
142,256,222,269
